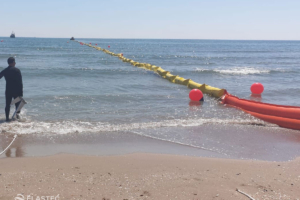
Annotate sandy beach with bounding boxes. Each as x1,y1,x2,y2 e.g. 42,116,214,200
0,153,299,200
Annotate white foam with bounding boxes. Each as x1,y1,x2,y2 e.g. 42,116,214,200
0,117,265,135
215,67,270,75
195,67,270,75
54,96,70,100
195,68,211,72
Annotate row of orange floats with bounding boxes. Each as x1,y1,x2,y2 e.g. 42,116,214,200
74,41,300,131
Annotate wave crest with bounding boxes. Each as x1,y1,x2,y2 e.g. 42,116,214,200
195,67,271,75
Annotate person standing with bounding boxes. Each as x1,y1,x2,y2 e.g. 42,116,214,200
0,57,23,121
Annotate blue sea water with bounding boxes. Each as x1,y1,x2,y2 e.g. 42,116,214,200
0,38,300,160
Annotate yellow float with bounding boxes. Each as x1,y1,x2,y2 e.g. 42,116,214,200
74,41,226,98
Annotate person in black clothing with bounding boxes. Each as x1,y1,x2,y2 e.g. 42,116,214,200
0,57,23,122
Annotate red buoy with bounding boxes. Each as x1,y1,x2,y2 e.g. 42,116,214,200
189,89,203,101
251,83,264,95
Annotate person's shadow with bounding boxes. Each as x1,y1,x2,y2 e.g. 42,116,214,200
0,133,25,157
5,146,25,157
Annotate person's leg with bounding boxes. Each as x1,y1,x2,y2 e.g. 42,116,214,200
5,94,13,121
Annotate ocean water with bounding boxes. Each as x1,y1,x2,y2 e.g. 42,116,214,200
1,38,300,160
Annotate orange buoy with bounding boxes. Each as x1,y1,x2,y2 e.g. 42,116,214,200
189,89,203,101
251,83,264,94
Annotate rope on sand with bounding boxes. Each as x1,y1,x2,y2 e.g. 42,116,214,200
236,189,256,200
0,135,17,155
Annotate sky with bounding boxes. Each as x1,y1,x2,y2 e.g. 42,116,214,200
1,0,300,40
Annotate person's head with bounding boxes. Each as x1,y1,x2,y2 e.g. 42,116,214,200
7,57,16,67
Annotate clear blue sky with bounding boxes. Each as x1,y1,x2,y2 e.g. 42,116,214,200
1,0,300,40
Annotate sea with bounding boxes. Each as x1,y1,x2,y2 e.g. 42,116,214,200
0,38,300,161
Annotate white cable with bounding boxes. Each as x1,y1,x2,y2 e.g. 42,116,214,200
0,135,17,155
236,189,256,200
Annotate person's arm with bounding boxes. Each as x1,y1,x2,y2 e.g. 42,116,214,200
0,69,6,79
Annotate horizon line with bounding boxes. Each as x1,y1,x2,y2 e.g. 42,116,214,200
0,36,300,41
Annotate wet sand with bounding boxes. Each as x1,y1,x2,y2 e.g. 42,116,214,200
1,124,300,161
1,124,300,199
1,153,299,200
0,131,227,159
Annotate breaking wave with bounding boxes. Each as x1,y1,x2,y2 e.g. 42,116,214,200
0,117,267,135
195,67,294,75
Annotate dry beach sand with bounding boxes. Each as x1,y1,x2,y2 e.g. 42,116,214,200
0,153,299,200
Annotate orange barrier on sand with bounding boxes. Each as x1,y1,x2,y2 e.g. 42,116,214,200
222,94,300,120
222,94,300,130
245,110,300,130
